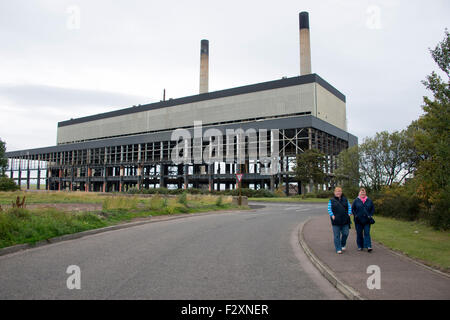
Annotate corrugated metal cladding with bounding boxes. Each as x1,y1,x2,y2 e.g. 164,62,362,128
56,74,347,144
6,115,357,158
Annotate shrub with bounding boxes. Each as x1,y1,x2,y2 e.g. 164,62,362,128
372,186,421,221
185,188,203,195
342,185,360,200
301,190,334,199
314,190,334,198
127,187,171,195
130,187,276,198
215,196,224,207
166,206,175,214
250,189,275,198
0,177,20,191
274,185,286,197
177,192,188,206
127,187,140,194
427,189,450,230
223,188,274,198
169,189,184,195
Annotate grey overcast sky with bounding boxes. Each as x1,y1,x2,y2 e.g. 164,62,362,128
0,0,448,152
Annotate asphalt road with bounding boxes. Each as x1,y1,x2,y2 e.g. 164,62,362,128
0,202,344,300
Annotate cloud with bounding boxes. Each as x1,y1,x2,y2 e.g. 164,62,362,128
0,83,148,109
0,83,150,151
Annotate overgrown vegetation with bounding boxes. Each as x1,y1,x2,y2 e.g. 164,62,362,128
102,196,139,211
0,193,243,249
0,208,107,248
127,187,276,198
371,185,422,221
0,191,107,205
301,190,334,199
0,177,20,192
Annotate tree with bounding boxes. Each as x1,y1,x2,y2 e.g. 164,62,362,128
294,149,327,193
413,29,450,229
370,130,417,187
336,130,418,192
335,145,360,187
0,138,8,177
0,176,19,191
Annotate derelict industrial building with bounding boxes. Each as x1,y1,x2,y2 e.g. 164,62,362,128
6,12,357,194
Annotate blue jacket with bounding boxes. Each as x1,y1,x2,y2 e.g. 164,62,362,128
352,197,375,225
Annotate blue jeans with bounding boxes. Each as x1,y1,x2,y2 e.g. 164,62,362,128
355,223,372,249
332,224,349,252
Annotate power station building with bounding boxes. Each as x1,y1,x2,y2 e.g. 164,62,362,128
6,12,357,194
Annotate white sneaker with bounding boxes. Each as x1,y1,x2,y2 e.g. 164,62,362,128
337,251,342,254
342,247,346,251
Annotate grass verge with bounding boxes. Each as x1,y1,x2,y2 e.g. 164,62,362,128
0,191,107,205
0,208,108,248
371,216,450,273
0,194,247,249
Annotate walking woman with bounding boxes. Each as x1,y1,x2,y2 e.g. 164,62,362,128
328,186,352,254
352,187,375,252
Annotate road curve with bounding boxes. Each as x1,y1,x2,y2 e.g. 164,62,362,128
0,202,344,300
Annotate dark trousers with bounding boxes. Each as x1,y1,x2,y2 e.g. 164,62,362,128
355,223,372,249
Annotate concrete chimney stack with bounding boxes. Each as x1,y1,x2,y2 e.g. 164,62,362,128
199,39,209,94
299,12,312,75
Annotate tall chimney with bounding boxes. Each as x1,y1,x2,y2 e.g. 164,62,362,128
299,12,312,75
199,39,209,94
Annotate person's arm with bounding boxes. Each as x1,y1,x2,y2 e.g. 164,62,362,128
328,200,334,218
351,201,356,215
368,199,375,216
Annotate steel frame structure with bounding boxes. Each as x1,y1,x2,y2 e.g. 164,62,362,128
6,115,356,194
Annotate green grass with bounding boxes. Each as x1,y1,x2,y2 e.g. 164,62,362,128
0,208,108,248
0,193,247,249
371,216,450,272
249,197,329,203
102,196,140,211
0,191,107,205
